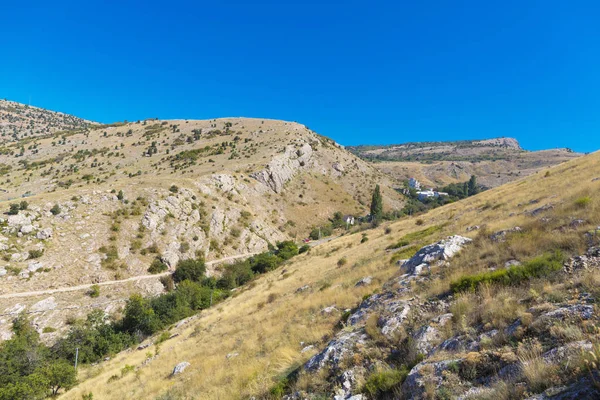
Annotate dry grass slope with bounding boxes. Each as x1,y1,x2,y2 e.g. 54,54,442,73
61,150,600,399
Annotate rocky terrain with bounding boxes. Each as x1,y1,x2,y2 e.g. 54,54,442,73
57,147,600,400
0,101,404,343
348,138,581,188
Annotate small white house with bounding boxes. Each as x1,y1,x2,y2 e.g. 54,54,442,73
417,190,449,200
408,178,421,190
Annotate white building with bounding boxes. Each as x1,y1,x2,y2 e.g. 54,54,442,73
417,189,449,201
408,178,421,190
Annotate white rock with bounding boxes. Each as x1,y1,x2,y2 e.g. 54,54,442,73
36,228,53,240
172,361,190,375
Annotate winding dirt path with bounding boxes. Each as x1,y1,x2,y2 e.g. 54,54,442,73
0,252,259,299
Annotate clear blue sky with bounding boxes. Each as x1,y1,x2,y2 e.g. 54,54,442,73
1,1,599,152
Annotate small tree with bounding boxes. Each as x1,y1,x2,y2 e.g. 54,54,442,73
173,258,206,283
50,204,61,215
8,203,20,215
43,359,77,396
117,190,124,201
468,175,479,196
370,185,383,225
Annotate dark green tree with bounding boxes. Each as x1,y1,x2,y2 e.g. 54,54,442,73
370,184,383,224
468,175,479,196
173,258,206,283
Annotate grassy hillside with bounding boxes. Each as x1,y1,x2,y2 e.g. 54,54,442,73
59,150,600,399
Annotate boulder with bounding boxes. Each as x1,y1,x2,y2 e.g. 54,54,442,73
402,236,472,275
305,331,368,371
490,227,522,242
36,228,52,240
354,276,372,287
172,361,190,375
20,224,34,234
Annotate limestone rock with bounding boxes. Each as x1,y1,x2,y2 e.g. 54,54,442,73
402,235,472,275
36,228,53,240
172,361,190,375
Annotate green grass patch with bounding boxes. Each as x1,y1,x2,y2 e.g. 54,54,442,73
386,224,446,250
390,245,420,264
362,367,409,397
450,251,565,293
575,196,592,208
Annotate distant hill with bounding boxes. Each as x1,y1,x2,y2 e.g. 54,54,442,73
0,99,93,143
348,137,581,188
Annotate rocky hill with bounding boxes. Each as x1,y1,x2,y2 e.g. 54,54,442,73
56,147,600,399
0,101,403,343
348,138,581,188
0,99,93,143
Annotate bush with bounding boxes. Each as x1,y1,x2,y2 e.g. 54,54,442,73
50,204,61,215
299,244,310,254
7,203,20,215
274,240,298,260
148,258,168,274
575,196,592,208
88,284,100,298
169,185,179,193
173,258,206,283
450,251,564,293
363,367,408,397
28,249,44,259
337,257,348,267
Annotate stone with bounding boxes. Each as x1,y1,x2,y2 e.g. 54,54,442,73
354,276,372,287
0,268,6,277
7,214,31,228
402,236,472,275
172,361,190,375
27,261,43,273
542,304,593,320
226,352,239,359
36,228,52,240
402,359,461,399
490,227,522,242
20,224,34,234
305,331,368,371
505,260,521,268
321,306,338,315
30,297,57,312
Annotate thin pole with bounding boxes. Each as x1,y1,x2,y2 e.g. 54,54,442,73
75,347,79,370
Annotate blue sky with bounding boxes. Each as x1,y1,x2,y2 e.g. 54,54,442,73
1,1,599,152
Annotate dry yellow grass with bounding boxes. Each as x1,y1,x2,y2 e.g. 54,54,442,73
61,150,600,399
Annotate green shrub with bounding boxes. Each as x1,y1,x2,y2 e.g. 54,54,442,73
43,326,57,333
148,258,168,274
575,196,592,208
363,367,408,397
299,244,310,254
173,258,206,283
88,284,100,298
28,249,44,259
50,204,61,215
169,185,179,193
450,251,565,293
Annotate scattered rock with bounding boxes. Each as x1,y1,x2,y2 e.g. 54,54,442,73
490,227,522,242
402,235,472,275
305,331,368,371
529,204,554,216
36,228,52,240
172,361,190,375
321,306,338,315
295,285,310,293
226,352,239,359
354,276,372,287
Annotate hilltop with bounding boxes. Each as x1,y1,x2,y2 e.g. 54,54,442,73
348,138,581,188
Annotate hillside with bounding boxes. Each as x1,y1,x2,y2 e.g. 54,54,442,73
0,101,403,343
348,138,581,188
56,149,600,399
0,99,93,143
